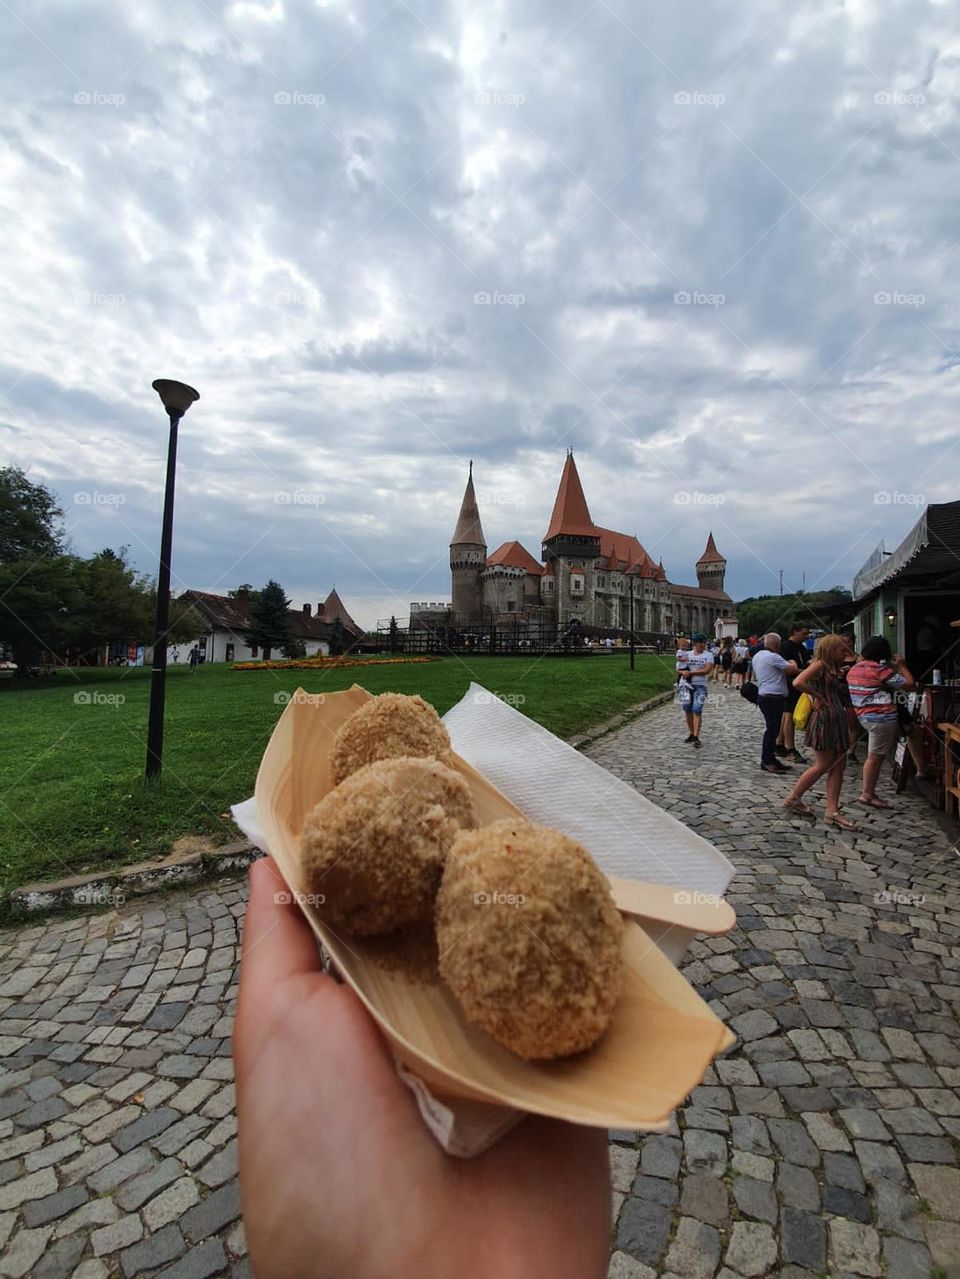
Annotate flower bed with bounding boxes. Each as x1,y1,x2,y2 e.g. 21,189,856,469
231,655,440,672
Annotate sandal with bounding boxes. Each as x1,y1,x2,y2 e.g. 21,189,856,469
783,797,815,819
825,812,860,832
857,795,892,810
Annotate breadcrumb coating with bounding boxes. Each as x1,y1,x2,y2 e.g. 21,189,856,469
330,693,451,785
302,756,477,935
436,820,623,1059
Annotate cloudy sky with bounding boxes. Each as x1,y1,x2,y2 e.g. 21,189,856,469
2,0,958,627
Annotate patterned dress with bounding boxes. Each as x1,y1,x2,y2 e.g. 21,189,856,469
805,667,854,752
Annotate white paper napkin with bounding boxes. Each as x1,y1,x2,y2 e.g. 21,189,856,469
231,682,735,1157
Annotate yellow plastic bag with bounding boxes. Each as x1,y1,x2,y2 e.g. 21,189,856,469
793,692,813,730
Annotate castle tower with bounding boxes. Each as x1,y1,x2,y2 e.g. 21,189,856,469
542,451,601,625
696,531,727,593
450,461,486,623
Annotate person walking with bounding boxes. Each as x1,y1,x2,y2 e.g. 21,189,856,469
677,632,714,747
731,638,749,688
719,636,734,686
782,634,859,828
189,644,200,674
776,620,811,763
752,634,798,774
847,636,926,807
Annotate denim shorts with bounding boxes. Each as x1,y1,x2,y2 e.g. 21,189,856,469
678,682,708,714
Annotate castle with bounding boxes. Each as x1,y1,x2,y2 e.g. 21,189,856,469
411,453,735,639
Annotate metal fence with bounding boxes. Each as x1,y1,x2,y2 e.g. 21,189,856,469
375,618,675,657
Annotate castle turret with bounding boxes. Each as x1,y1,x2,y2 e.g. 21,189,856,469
696,531,727,592
450,461,486,623
542,451,601,625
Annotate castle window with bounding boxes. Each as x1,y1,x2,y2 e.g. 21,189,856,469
507,600,516,612
570,573,584,596
542,576,554,593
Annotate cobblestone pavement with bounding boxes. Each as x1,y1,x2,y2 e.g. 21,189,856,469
592,690,960,1279
0,690,956,1278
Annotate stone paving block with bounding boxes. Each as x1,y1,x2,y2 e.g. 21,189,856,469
881,1236,932,1279
120,1223,187,1278
640,1136,681,1180
924,1220,960,1278
181,1178,241,1243
20,1182,89,1228
780,1206,826,1272
909,1163,960,1221
112,1105,180,1153
732,1175,777,1224
776,1162,819,1212
724,1221,777,1277
663,1215,721,1279
154,1238,228,1279
678,1172,729,1227
0,1167,57,1211
29,1230,87,1279
143,1175,201,1231
87,1145,156,1193
829,1218,881,1276
615,1196,671,1269
0,1224,53,1277
91,1213,144,1257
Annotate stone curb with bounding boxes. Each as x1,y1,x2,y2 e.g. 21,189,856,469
568,687,677,751
9,689,678,917
8,841,263,916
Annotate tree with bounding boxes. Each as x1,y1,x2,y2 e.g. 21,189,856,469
228,583,256,599
388,615,399,654
329,616,345,657
246,580,292,660
0,554,84,667
283,635,307,659
0,466,64,563
735,587,853,638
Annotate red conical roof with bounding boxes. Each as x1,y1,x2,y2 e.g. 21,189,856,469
698,531,725,564
544,453,595,541
450,462,486,548
655,558,667,581
320,588,364,637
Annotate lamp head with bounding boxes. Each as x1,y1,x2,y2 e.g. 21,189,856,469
152,379,200,419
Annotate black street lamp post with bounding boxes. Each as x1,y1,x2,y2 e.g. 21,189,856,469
145,379,200,780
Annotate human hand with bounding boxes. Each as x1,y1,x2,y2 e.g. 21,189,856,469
234,858,611,1279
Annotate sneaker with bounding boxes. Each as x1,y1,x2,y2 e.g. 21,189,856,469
786,750,807,763
774,744,788,757
684,734,696,743
692,737,702,748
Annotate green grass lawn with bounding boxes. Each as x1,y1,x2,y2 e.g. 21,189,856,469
0,654,674,895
